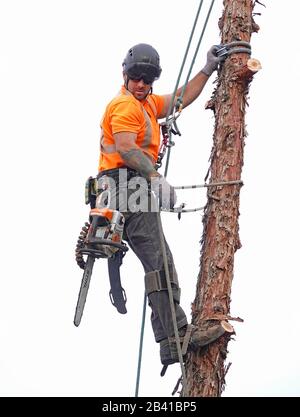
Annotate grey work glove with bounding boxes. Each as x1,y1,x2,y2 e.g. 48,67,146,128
151,175,177,210
201,45,224,77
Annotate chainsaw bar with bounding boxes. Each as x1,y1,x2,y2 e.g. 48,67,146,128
74,255,95,327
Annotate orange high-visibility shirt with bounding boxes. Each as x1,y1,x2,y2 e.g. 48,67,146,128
98,86,165,172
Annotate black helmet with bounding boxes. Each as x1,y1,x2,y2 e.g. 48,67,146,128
122,43,162,84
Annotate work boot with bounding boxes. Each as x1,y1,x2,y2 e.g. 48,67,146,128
159,321,234,366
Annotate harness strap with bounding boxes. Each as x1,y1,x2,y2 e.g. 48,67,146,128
144,268,179,295
160,325,193,378
181,324,193,356
160,365,168,377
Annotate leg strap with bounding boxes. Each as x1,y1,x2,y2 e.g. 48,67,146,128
160,324,193,378
144,267,179,295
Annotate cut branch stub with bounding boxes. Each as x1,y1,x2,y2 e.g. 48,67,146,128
220,320,234,334
235,58,262,81
247,58,262,72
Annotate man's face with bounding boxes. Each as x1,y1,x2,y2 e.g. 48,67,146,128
124,74,153,101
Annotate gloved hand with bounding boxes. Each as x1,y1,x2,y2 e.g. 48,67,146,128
151,175,177,210
201,45,224,77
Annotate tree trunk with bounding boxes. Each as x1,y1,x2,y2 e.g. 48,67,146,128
185,0,261,397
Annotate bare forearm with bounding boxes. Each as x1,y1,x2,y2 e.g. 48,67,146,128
160,71,209,117
176,71,209,108
119,148,158,179
114,131,158,179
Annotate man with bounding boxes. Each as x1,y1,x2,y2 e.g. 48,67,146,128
97,43,228,368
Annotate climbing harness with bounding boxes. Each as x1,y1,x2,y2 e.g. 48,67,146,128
155,105,182,170
74,182,128,327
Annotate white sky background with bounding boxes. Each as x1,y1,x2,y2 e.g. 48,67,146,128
0,0,299,397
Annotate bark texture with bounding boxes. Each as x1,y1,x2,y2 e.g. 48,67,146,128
185,0,261,397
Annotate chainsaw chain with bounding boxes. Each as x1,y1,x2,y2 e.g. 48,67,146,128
75,222,90,270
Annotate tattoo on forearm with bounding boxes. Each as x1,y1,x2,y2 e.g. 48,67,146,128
119,149,156,179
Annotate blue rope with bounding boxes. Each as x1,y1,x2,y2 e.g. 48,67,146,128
135,292,147,397
164,0,216,179
179,0,216,102
165,0,205,122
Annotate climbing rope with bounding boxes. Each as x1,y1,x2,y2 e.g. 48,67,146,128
216,41,252,57
174,180,243,190
165,0,205,122
162,0,216,178
177,0,216,106
163,180,244,215
135,0,217,397
156,208,188,395
135,290,147,397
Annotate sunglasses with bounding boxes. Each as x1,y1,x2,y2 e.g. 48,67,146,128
126,63,160,85
128,74,155,85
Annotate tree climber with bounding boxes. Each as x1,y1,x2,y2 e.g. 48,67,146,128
97,43,227,368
